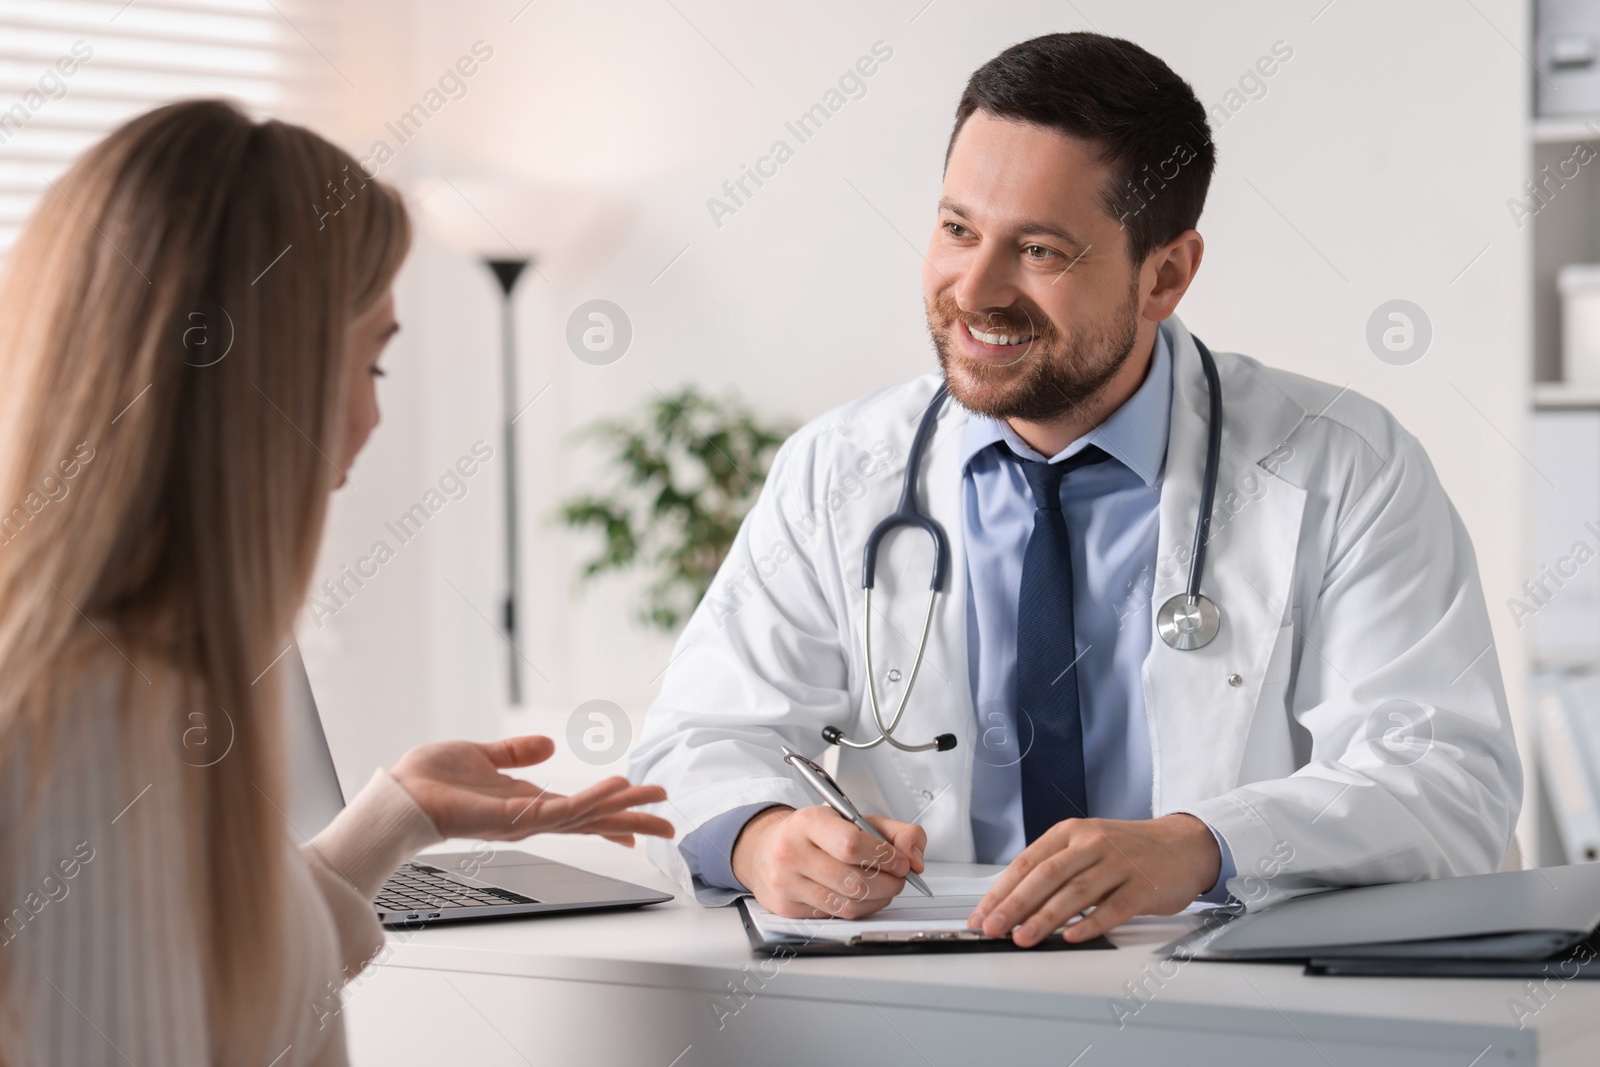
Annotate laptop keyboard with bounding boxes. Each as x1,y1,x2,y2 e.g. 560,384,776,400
374,862,538,913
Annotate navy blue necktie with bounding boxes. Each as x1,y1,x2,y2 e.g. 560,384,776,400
1015,446,1109,844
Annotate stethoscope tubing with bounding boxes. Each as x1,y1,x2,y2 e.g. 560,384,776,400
1186,338,1224,603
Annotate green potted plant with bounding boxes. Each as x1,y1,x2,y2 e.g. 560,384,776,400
557,387,793,631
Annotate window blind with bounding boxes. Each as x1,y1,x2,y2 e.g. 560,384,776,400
0,0,329,257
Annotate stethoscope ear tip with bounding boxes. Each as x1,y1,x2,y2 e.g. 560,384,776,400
821,726,844,746
935,734,957,752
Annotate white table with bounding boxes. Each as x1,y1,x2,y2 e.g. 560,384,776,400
344,837,1599,1066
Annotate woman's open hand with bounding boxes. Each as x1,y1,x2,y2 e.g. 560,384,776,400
390,735,673,847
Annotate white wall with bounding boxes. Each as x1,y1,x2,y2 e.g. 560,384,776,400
299,0,1532,823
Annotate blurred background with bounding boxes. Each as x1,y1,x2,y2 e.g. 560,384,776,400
9,0,1594,865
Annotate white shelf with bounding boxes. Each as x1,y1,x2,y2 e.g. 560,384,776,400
1533,381,1600,408
1533,115,1600,143
1532,657,1600,673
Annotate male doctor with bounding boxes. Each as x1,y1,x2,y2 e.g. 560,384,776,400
629,32,1521,947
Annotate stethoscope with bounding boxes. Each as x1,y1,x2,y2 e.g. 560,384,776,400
821,336,1226,755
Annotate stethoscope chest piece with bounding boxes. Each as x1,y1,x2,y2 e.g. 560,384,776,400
1156,593,1220,651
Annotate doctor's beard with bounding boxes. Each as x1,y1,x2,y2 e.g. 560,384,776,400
928,280,1141,424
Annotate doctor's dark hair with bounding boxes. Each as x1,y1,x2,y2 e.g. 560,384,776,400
949,32,1215,265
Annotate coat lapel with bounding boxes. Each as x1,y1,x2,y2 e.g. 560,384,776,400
1146,316,1309,814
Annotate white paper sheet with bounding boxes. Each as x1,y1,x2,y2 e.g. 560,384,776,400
912,872,1003,897
743,873,1002,943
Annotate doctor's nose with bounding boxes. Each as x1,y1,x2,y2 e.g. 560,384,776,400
947,243,1023,314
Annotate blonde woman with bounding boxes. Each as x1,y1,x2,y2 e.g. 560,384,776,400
0,100,672,1065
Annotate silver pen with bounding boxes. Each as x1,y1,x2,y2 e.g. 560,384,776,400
781,746,932,897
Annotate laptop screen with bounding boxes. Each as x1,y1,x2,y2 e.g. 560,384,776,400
277,642,347,843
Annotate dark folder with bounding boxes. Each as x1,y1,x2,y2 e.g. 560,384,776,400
1162,862,1600,977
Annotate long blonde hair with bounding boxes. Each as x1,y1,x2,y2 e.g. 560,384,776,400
0,99,410,1059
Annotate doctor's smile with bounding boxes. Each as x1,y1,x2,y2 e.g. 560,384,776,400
963,323,1035,349
935,296,1049,368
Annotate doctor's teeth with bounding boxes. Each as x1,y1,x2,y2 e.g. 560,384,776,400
969,325,1033,346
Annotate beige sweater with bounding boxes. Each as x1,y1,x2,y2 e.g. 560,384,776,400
0,689,442,1065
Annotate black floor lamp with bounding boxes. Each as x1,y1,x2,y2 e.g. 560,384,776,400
415,176,625,711
486,257,529,706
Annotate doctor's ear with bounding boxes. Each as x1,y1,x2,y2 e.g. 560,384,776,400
1138,229,1204,321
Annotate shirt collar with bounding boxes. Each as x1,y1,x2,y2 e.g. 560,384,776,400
958,322,1173,487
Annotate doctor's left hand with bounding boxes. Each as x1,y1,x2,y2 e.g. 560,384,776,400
969,814,1221,947
391,735,675,848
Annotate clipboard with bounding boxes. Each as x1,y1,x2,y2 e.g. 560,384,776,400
736,897,1115,957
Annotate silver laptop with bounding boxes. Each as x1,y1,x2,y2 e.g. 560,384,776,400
281,645,673,926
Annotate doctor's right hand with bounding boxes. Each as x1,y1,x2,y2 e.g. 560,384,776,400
730,805,927,919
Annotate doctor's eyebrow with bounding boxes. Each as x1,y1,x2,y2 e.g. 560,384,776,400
937,198,1088,252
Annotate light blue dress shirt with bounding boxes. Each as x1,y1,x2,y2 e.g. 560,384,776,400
681,324,1232,899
